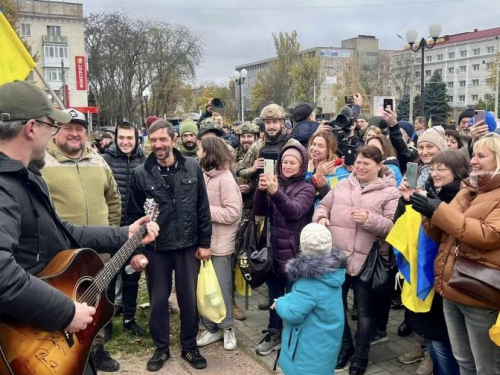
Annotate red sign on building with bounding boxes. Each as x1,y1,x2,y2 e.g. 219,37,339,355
75,56,87,90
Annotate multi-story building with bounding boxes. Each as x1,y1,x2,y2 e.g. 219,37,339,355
17,0,88,108
236,35,394,117
391,27,500,120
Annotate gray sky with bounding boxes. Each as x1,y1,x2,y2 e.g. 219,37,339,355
81,0,498,86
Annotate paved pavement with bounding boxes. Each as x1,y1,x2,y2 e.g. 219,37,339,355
233,286,424,375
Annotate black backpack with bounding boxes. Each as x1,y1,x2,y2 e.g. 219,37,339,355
235,215,273,289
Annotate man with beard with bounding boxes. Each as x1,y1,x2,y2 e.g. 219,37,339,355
41,108,122,372
0,81,159,375
128,119,212,372
237,104,300,181
178,120,199,159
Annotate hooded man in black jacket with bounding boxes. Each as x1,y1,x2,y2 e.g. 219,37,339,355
0,81,158,375
128,119,212,372
103,121,147,339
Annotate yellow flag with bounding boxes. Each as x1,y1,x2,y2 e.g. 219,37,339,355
0,9,36,86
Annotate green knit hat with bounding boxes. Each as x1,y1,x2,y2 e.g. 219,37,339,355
180,120,199,136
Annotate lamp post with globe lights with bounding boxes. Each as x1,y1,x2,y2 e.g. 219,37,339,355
405,24,442,117
233,68,247,121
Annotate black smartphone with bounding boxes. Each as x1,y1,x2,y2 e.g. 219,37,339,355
383,98,394,112
344,145,357,166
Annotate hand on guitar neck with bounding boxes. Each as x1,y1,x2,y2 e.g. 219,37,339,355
129,215,160,245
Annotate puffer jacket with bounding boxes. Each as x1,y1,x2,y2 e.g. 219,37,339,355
203,168,242,256
253,144,316,274
290,120,320,147
313,167,400,276
276,249,347,375
102,132,147,225
424,173,500,310
128,148,211,251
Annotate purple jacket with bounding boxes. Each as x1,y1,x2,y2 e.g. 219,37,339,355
254,144,316,274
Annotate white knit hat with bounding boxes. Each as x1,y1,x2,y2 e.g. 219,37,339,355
300,223,332,255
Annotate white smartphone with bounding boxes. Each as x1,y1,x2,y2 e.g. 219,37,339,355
264,159,275,175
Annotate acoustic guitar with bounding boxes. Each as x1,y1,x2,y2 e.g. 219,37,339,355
0,199,159,375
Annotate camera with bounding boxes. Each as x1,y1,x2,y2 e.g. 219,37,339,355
212,98,225,108
345,95,354,105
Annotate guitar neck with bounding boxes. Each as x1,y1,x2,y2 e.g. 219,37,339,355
92,224,147,294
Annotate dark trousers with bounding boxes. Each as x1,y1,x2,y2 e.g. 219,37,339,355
146,247,200,350
107,256,141,321
267,273,292,329
341,275,377,360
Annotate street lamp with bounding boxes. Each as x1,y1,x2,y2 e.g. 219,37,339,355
233,68,247,121
405,24,442,117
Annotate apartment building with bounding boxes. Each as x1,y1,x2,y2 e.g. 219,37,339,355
391,27,500,119
17,0,88,108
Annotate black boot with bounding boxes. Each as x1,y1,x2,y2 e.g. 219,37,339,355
397,320,412,337
336,344,355,370
92,344,120,372
349,356,368,375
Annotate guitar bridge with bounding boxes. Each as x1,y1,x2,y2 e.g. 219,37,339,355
64,330,75,347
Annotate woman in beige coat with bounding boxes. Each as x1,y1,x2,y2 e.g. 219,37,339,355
195,137,242,351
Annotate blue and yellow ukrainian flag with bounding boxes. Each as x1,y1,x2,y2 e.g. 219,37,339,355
386,205,438,313
0,7,36,86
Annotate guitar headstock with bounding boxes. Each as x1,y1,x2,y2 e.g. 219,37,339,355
144,199,160,222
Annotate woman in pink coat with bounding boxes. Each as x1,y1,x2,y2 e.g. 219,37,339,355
313,146,399,375
195,137,242,352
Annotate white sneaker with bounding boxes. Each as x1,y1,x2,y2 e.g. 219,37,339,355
224,328,237,351
196,330,222,347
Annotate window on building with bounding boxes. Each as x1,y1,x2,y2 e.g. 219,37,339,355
416,85,421,91
437,54,443,61
473,48,480,56
435,68,442,75
473,64,480,71
447,82,454,88
460,65,467,73
448,67,455,74
416,58,421,64
472,94,479,101
43,44,69,59
460,50,467,57
487,46,495,54
486,62,492,69
45,67,69,82
426,70,432,77
472,79,479,86
459,95,465,102
459,80,466,87
426,56,432,62
21,24,31,36
448,52,455,59
447,96,454,103
47,26,61,37
415,71,421,78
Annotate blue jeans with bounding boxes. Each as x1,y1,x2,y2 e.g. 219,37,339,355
443,299,500,375
425,339,459,375
267,273,292,329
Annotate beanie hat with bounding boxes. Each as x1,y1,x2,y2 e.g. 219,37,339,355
417,126,447,151
469,111,497,132
358,114,369,121
398,120,415,139
458,108,475,124
293,102,315,122
180,120,199,136
146,116,159,130
369,116,383,127
300,223,332,255
282,147,303,165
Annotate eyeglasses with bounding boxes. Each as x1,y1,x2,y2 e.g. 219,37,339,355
429,167,450,173
35,119,60,135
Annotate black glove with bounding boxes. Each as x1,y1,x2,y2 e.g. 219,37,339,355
410,193,441,218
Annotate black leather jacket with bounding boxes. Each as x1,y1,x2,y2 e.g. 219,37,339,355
128,149,211,251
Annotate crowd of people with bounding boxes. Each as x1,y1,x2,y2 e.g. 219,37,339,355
0,81,499,375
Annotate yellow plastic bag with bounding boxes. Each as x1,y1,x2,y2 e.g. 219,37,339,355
197,260,226,323
235,265,251,297
490,313,500,346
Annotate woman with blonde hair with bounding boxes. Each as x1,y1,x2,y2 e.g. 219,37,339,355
410,133,500,374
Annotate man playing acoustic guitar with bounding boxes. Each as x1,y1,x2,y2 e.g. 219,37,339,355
0,81,159,375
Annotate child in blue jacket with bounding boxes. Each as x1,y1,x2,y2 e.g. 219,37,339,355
272,223,347,375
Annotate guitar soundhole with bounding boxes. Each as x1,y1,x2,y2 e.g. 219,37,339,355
74,277,100,308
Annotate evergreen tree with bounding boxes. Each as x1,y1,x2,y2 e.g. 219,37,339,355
397,93,410,120
424,71,450,122
413,94,422,117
